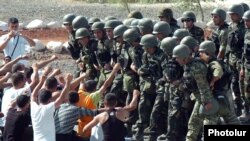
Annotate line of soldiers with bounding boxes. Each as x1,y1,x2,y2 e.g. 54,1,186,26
62,2,250,141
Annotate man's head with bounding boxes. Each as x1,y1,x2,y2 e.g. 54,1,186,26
243,10,250,29
140,34,158,54
172,44,191,65
83,80,97,93
91,22,105,40
158,8,173,22
12,63,25,73
38,89,52,104
16,95,30,110
104,93,117,107
211,8,226,26
199,41,216,62
62,13,76,32
11,72,26,88
75,28,90,46
8,17,19,31
68,91,80,104
227,4,244,23
45,76,58,92
181,11,196,29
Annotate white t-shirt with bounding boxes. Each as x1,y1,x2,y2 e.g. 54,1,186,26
1,85,31,126
0,34,30,65
31,101,56,141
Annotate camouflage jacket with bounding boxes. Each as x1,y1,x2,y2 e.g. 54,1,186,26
187,25,204,44
68,31,81,60
129,44,144,70
242,29,250,69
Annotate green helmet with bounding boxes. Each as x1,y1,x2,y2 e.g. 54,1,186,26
181,11,196,22
173,29,190,40
180,36,198,50
72,16,89,30
240,2,250,12
91,22,105,31
75,28,90,39
199,41,216,54
140,34,158,48
138,18,154,34
243,10,250,20
127,10,143,19
172,44,190,58
63,13,76,24
123,18,135,26
211,8,226,21
153,21,171,36
104,20,122,29
157,8,173,18
123,28,140,43
160,37,177,55
88,17,101,25
104,16,117,21
199,98,219,115
113,25,128,39
227,4,244,17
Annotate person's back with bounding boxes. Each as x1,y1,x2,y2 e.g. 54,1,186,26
102,109,127,141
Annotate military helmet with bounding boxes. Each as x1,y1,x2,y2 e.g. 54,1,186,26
153,21,171,36
227,4,244,17
104,16,117,21
127,10,143,19
211,8,226,21
181,11,196,22
138,18,154,34
158,8,173,18
160,37,177,56
75,28,90,39
91,22,105,31
113,25,128,39
172,29,190,40
104,20,122,29
240,2,250,12
180,36,198,50
199,40,216,54
130,19,140,27
123,28,140,43
140,34,158,48
243,10,250,20
72,16,89,30
88,17,101,25
172,44,191,58
63,13,76,24
199,98,219,115
123,18,135,26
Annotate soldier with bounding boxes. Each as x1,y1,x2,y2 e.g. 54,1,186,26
127,10,143,19
225,4,246,117
181,11,204,43
210,8,229,59
173,44,219,141
157,8,180,35
180,36,199,57
132,34,164,141
153,21,171,41
240,10,250,122
172,29,190,44
88,17,100,27
75,28,99,80
241,2,250,12
199,41,241,125
137,18,154,35
123,28,143,137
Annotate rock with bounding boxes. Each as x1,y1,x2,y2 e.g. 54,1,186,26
47,41,63,53
47,21,61,29
33,39,46,52
26,19,46,29
0,21,8,31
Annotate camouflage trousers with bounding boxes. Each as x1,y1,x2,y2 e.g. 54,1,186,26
244,68,250,104
186,100,218,141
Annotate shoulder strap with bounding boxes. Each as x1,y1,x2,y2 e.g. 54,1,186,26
10,35,20,58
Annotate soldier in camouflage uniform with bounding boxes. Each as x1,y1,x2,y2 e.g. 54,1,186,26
199,41,240,125
157,8,180,35
181,11,204,44
138,18,154,35
240,10,250,122
123,28,143,137
180,36,199,58
210,8,229,59
153,21,171,41
75,28,99,80
88,17,100,27
225,4,246,117
133,34,165,141
172,29,190,44
173,44,219,141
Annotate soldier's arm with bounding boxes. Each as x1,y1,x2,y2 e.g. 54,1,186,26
191,62,213,104
209,61,223,90
218,30,228,59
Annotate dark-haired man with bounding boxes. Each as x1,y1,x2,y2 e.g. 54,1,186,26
0,17,35,66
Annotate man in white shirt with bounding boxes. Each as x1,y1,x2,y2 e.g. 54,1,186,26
0,17,35,66
30,68,72,141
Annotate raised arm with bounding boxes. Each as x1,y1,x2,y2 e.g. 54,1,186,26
20,34,35,47
0,31,15,51
31,66,52,103
0,55,28,75
70,72,86,90
0,72,12,89
54,74,72,108
37,55,57,69
122,89,140,112
29,63,39,92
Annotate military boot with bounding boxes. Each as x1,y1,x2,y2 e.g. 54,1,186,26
238,105,250,122
157,134,167,141
132,127,144,141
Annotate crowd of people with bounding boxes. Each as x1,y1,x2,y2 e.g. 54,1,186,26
0,2,250,141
